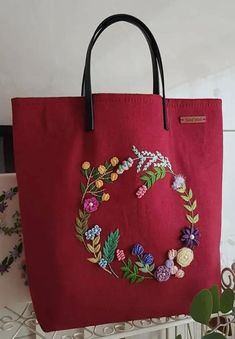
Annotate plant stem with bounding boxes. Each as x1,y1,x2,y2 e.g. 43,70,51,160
108,264,119,278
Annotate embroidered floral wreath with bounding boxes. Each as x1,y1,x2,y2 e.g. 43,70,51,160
75,146,200,283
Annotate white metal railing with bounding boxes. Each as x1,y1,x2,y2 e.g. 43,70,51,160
0,262,234,339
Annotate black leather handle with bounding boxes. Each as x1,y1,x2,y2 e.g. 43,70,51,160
81,15,160,96
83,14,168,131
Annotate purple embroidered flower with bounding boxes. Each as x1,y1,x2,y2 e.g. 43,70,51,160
0,202,7,213
172,174,185,191
84,197,99,213
154,265,171,282
142,253,154,265
165,259,174,269
181,225,200,249
132,244,144,256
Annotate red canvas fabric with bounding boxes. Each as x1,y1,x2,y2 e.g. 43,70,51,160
12,94,223,331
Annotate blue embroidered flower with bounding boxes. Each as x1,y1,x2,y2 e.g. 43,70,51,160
85,225,102,241
98,258,108,268
132,244,144,256
142,253,154,265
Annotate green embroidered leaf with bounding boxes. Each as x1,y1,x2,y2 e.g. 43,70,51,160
191,200,197,210
140,175,150,182
154,167,161,180
135,261,144,268
121,266,129,272
193,214,199,223
149,263,155,272
93,236,100,246
87,257,99,264
0,194,5,202
160,166,166,178
186,214,194,224
94,244,101,253
127,258,132,268
75,210,90,241
177,184,186,193
97,252,102,261
139,265,149,273
184,204,193,212
136,276,144,283
181,195,190,202
133,264,139,275
87,243,94,253
146,171,156,185
188,189,193,200
103,229,120,264
80,182,86,194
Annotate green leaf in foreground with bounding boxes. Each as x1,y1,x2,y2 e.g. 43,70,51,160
220,288,234,313
190,289,213,325
209,285,220,313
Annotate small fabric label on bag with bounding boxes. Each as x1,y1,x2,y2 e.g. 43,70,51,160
180,116,207,124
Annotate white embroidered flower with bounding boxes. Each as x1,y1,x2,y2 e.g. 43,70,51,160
172,174,185,191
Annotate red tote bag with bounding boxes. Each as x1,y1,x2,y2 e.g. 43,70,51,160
12,14,223,332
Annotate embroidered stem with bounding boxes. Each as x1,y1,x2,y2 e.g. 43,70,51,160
108,264,119,278
81,168,94,203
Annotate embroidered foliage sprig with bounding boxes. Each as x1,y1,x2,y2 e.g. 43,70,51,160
121,259,144,283
87,236,102,264
140,166,166,189
0,241,23,275
0,211,21,236
75,209,90,242
178,185,199,225
132,145,172,173
103,229,120,264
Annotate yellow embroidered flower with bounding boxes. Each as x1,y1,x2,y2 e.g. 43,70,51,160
82,161,90,170
176,247,194,267
110,157,119,166
98,165,106,174
102,193,110,202
95,179,104,188
111,172,118,181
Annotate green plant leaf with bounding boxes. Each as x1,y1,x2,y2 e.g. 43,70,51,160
220,288,234,313
103,229,120,264
202,333,227,339
154,167,161,180
149,263,155,272
209,285,220,313
140,175,150,182
190,289,213,325
176,335,182,339
139,265,149,273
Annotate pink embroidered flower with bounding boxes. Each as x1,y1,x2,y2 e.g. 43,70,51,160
175,269,185,279
116,249,125,261
170,265,178,275
84,197,99,213
136,185,147,199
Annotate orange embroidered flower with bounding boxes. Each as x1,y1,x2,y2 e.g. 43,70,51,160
98,165,106,174
176,247,194,267
110,157,119,166
102,193,110,202
82,161,90,170
111,172,118,181
95,180,104,188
